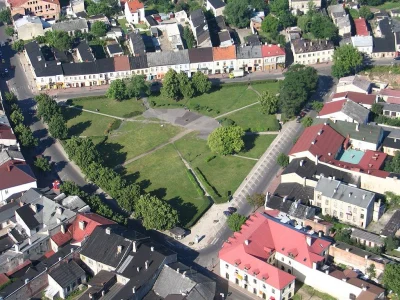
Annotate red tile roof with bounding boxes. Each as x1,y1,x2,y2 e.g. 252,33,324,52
261,44,285,57
342,92,376,106
387,97,400,104
6,259,31,276
331,92,348,100
51,230,72,247
0,124,16,141
212,45,236,61
288,123,345,162
0,274,9,286
114,55,130,71
318,99,346,116
219,213,331,289
68,213,115,243
43,250,55,258
354,18,369,36
358,150,386,172
380,88,400,98
8,0,59,8
0,161,36,190
126,0,144,13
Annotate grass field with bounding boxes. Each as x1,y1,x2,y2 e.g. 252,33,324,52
123,144,211,227
375,1,400,9
100,121,183,166
149,81,279,117
174,133,256,202
62,107,114,137
240,134,277,159
68,96,145,118
225,104,280,132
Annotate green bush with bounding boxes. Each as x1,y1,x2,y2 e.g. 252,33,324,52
195,167,225,203
105,119,122,134
205,155,216,163
185,169,204,196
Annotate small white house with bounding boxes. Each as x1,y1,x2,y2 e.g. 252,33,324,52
124,0,145,24
206,0,226,17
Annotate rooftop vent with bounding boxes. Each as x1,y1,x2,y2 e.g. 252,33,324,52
105,227,111,235
244,240,249,245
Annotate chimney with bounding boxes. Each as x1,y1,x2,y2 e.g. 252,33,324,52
244,240,249,245
300,160,304,166
265,192,270,209
151,246,154,252
28,238,32,245
177,268,180,274
365,254,369,259
56,218,61,224
117,245,123,254
318,231,323,238
105,227,111,235
7,164,12,172
59,257,62,261
145,260,149,269
132,241,137,252
283,196,287,203
325,270,329,274
132,286,136,294
79,221,85,230
137,267,140,272
182,271,187,278
306,236,312,246
24,278,29,284
349,192,352,197
342,278,347,282
346,248,350,252
362,285,367,291
56,207,63,215
61,224,65,234
356,123,360,131
315,154,318,166
14,244,19,252
318,130,322,135
89,293,93,299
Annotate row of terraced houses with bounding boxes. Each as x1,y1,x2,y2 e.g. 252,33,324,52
24,42,286,90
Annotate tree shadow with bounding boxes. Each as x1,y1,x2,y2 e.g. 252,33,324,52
149,187,167,200
97,141,127,167
138,179,152,191
242,134,259,153
62,105,83,121
33,128,48,140
168,196,198,227
53,160,67,173
38,136,55,151
68,120,92,137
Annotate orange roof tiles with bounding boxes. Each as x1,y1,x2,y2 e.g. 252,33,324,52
127,0,144,13
51,230,72,247
261,44,285,57
114,55,130,71
212,45,236,61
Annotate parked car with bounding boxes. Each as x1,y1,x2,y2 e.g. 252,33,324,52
228,207,237,213
223,211,232,217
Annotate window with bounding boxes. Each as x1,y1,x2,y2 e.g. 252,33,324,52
289,283,292,288
272,289,275,294
333,210,337,216
360,214,365,219
353,207,357,213
348,206,351,212
263,284,266,289
253,279,257,284
226,273,229,279
317,194,321,200
324,208,328,213
317,202,321,207
340,212,343,218
225,264,229,269
347,214,351,220
244,275,248,282
325,199,329,205
282,257,284,262
253,288,257,294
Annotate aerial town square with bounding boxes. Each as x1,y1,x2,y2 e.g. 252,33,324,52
0,0,400,298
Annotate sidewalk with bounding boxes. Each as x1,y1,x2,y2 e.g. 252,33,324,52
17,52,37,94
179,121,300,250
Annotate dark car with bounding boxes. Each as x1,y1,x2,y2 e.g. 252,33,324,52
223,211,232,217
228,207,237,213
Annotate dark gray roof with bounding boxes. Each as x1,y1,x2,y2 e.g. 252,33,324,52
16,204,39,229
195,26,210,45
52,19,88,32
266,195,293,213
381,210,400,237
25,41,63,77
8,228,25,243
147,50,189,67
274,182,314,203
76,11,88,18
49,261,85,288
188,47,213,63
76,41,95,62
245,34,261,46
208,0,225,9
288,201,315,220
80,225,145,268
383,103,400,113
236,45,262,59
87,270,115,287
128,32,146,56
146,15,158,26
215,16,227,31
62,62,98,76
0,149,24,165
282,157,360,186
292,39,334,53
0,236,14,253
107,43,123,54
218,31,231,43
382,136,400,150
129,55,148,69
350,228,384,245
373,18,396,53
340,100,370,123
190,9,206,28
96,57,115,73
152,262,216,300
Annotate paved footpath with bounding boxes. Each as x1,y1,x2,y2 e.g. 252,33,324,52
180,120,301,250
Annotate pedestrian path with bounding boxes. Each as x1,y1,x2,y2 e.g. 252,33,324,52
214,101,259,119
232,154,258,161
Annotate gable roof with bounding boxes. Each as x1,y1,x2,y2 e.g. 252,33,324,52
318,99,370,123
219,213,330,288
76,41,94,62
0,161,36,190
52,19,88,32
354,18,369,36
212,45,236,61
236,45,262,59
129,55,148,69
207,0,225,9
69,213,115,243
379,88,400,98
373,18,396,53
147,50,189,67
62,61,98,76
0,124,16,141
318,99,347,116
51,230,72,247
332,91,376,106
24,41,63,77
382,136,400,150
114,55,130,71
350,228,384,245
48,260,85,288
128,31,146,56
190,9,206,28
383,102,400,113
188,47,213,63
126,0,144,13
261,44,285,57
8,0,60,7
337,75,371,93
107,43,123,54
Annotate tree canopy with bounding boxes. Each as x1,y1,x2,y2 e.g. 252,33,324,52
383,264,400,296
192,71,212,94
227,213,247,232
223,0,251,28
259,91,279,115
126,75,148,99
0,9,11,24
207,126,245,155
332,45,363,78
311,101,324,112
261,15,281,34
12,40,24,52
34,156,51,172
178,72,195,99
106,79,128,101
183,26,196,49
384,151,400,174
91,21,108,37
35,94,61,123
301,116,313,127
279,64,318,117
48,114,68,139
161,69,181,100
359,6,373,20
297,12,337,40
135,194,179,230
277,153,289,167
246,193,265,209
45,30,72,51
86,0,120,17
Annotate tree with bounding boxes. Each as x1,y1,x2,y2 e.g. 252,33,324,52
134,194,179,230
10,109,24,126
35,94,60,123
177,72,194,99
117,183,141,212
309,14,337,40
385,236,400,252
64,136,101,167
297,15,311,32
48,114,68,139
259,91,279,114
223,0,251,28
227,213,247,232
34,156,51,172
371,103,383,115
11,40,24,52
126,75,148,99
277,153,289,167
106,79,127,101
207,126,245,155
384,191,400,207
332,45,363,78
0,9,11,24
183,26,196,49
35,35,46,44
384,153,400,174
269,0,289,14
60,181,86,198
383,264,400,296
15,124,38,147
5,26,14,36
366,264,376,279
359,6,373,20
5,92,17,103
301,116,313,127
86,0,120,17
279,64,318,117
45,30,72,51
161,69,180,100
192,71,212,95
311,101,324,112
246,193,265,209
91,21,108,37
277,10,296,29
249,0,267,11
261,15,281,34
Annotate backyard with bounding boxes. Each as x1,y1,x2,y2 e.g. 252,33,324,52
62,80,279,227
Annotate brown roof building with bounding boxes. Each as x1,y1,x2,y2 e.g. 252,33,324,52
113,55,130,72
212,45,236,61
8,0,61,20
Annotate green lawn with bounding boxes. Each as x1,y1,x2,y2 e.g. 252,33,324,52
62,107,114,137
240,134,277,159
375,1,400,9
100,121,183,166
225,104,280,132
123,144,211,227
118,18,130,34
149,81,279,117
68,96,145,118
348,8,360,19
174,133,256,203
